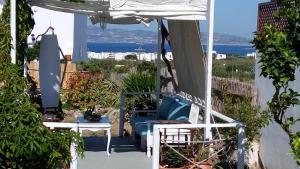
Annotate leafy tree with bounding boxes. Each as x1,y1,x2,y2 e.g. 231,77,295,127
0,63,84,169
253,0,300,164
0,1,84,168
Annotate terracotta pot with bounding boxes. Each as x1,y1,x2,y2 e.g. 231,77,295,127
187,160,213,169
198,161,212,169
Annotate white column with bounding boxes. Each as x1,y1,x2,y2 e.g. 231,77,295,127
204,0,215,140
152,125,160,169
70,127,78,169
156,19,162,116
72,13,88,62
10,0,16,64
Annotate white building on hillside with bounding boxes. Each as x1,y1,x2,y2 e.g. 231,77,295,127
216,53,226,60
29,6,88,62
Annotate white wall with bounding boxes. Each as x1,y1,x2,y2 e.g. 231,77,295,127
29,7,74,57
255,58,300,169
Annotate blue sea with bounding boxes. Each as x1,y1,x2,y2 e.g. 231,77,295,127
87,43,255,56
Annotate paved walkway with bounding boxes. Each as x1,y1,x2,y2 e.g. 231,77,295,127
78,137,152,169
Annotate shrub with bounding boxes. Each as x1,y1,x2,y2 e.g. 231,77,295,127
125,54,137,60
0,63,84,169
212,57,255,82
76,59,135,74
65,72,121,110
122,61,157,120
217,90,269,156
161,146,187,168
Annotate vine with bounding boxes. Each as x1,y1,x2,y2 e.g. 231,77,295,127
0,0,35,66
253,0,300,164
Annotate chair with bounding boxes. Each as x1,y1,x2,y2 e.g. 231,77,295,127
145,103,200,157
131,96,190,148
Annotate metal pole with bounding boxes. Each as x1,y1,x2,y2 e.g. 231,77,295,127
156,19,162,117
237,125,245,169
204,0,215,140
119,94,125,137
10,0,16,64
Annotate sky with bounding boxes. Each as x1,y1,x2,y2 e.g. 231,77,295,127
90,0,269,39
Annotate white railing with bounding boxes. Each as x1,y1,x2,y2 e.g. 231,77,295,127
152,122,246,169
43,122,78,169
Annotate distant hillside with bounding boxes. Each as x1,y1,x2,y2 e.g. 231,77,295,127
201,32,251,45
88,27,157,44
88,27,251,45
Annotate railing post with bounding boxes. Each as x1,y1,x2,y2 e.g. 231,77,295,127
152,125,160,169
237,124,245,169
119,94,125,137
70,127,78,169
204,0,215,140
156,19,162,118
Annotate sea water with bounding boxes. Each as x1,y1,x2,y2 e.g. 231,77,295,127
87,43,255,56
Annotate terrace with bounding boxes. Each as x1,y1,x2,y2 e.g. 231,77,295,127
4,0,246,169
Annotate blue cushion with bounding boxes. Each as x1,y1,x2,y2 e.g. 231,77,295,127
158,96,178,119
167,102,191,120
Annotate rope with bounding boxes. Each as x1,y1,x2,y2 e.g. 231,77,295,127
164,142,225,168
211,114,222,141
164,143,202,168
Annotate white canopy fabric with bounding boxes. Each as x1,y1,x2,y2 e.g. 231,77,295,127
29,0,207,21
168,20,206,100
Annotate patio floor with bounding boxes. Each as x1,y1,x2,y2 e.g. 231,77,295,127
78,136,152,169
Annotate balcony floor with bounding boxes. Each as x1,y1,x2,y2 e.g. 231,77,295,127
78,137,152,169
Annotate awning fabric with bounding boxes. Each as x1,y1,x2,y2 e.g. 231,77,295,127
29,0,207,21
168,20,206,100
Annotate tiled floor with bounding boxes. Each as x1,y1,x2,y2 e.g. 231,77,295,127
78,137,152,169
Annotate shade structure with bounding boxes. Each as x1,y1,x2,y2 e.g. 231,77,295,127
168,20,206,100
39,34,61,109
29,0,207,21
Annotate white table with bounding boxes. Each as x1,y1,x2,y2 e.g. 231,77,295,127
77,116,111,156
